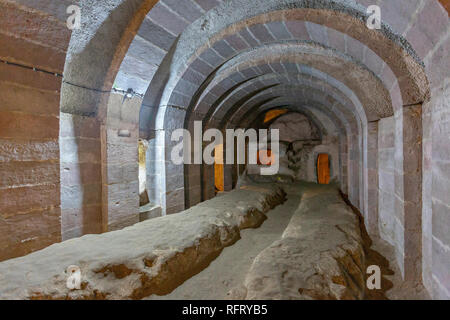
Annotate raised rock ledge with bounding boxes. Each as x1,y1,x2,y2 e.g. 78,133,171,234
0,184,285,300
235,186,367,300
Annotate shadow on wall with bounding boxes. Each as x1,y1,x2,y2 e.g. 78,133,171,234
59,0,157,240
60,113,103,241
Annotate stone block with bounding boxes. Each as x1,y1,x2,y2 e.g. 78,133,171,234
239,27,259,47
106,142,138,164
212,39,236,59
0,138,58,162
0,161,59,188
60,138,101,164
0,206,60,261
137,17,176,51
346,35,365,62
0,2,70,52
147,2,188,36
199,48,224,68
407,0,448,59
432,174,450,207
248,24,275,43
266,21,292,40
0,183,60,218
61,205,102,236
162,0,203,23
107,181,139,202
327,27,345,54
305,22,328,46
139,204,162,221
61,183,101,210
225,34,249,51
0,81,59,116
0,63,62,92
284,20,310,40
0,111,58,139
60,113,100,139
166,187,185,206
194,0,219,11
432,237,450,294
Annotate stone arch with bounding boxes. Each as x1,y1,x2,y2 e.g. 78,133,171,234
49,0,444,296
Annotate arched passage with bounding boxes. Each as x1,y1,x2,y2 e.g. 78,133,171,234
1,0,448,300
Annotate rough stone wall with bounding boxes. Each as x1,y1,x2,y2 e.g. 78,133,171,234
427,48,450,300
0,1,70,261
145,133,162,206
1,0,448,300
60,92,141,238
428,83,450,299
60,113,103,240
163,107,187,215
406,0,449,297
348,132,362,211
365,121,378,235
378,117,396,248
102,93,141,231
422,99,433,295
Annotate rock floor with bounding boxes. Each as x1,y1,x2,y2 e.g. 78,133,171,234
371,236,430,300
148,182,427,300
0,180,429,300
145,183,307,300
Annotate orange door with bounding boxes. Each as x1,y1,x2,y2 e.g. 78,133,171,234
317,153,330,185
215,144,224,191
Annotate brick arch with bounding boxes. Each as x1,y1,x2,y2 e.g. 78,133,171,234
231,88,359,176
176,53,367,199
207,69,364,130
198,67,366,131
164,41,390,135
168,40,404,222
133,1,432,225
226,86,358,132
238,96,350,137
205,85,364,211
168,42,386,195
152,42,377,213
0,0,447,297
151,5,428,117
175,52,370,211
141,3,436,146
193,97,352,206
160,37,396,132
189,84,360,200
56,0,443,291
181,58,368,198
71,0,433,118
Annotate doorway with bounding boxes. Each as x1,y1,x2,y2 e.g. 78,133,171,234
317,153,330,185
215,144,224,192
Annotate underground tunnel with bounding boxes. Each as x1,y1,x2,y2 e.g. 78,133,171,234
0,0,449,302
